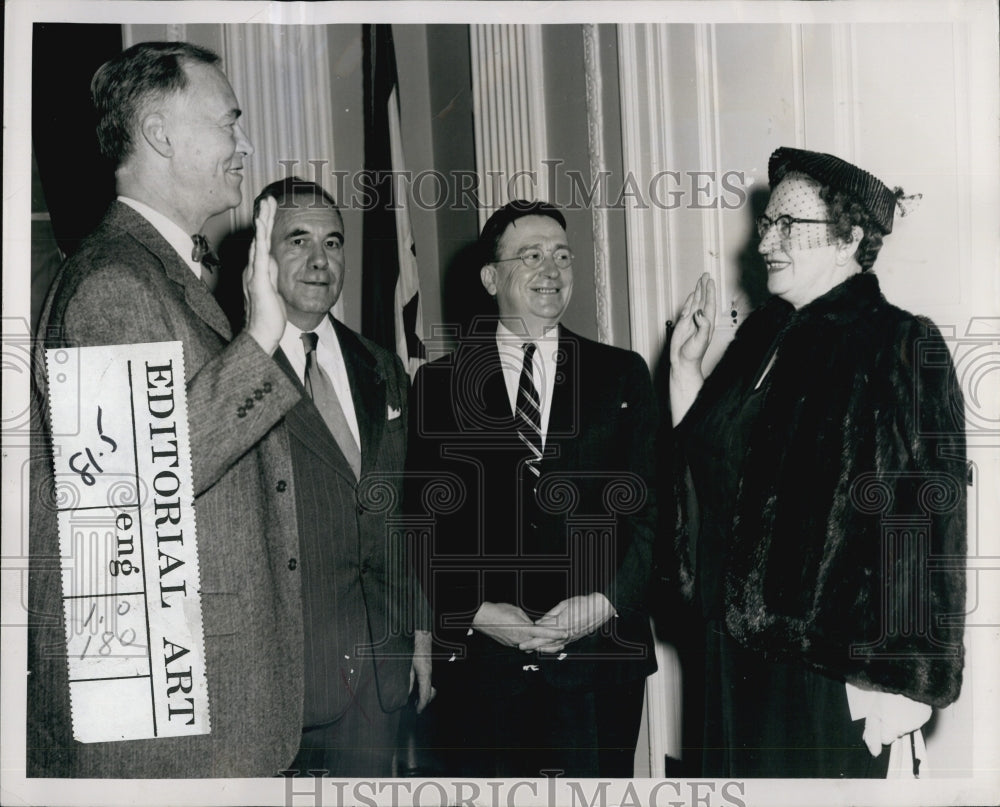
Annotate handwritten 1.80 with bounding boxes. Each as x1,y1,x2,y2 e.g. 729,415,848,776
66,591,149,678
76,597,147,659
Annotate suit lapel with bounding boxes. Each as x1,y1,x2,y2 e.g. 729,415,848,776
274,347,356,483
457,319,513,428
545,326,577,445
109,201,233,340
334,318,385,476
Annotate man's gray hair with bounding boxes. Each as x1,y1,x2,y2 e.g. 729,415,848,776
91,41,220,167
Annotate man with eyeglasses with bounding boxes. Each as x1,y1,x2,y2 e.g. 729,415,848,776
406,200,657,777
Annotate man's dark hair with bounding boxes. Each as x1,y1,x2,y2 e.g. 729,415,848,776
252,176,340,220
91,41,221,167
478,200,567,265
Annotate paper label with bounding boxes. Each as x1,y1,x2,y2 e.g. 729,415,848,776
45,341,210,742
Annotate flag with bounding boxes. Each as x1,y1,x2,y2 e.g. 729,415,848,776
361,24,426,379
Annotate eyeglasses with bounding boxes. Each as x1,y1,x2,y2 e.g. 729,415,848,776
494,247,574,270
756,215,831,240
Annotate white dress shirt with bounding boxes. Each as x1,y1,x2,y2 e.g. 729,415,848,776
496,322,559,447
279,316,361,448
118,196,203,279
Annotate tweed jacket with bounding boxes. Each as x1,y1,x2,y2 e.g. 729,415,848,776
406,323,658,696
274,315,418,722
28,201,306,777
673,273,967,707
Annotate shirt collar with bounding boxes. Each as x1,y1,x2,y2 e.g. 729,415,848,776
281,315,338,359
118,196,202,278
496,320,560,347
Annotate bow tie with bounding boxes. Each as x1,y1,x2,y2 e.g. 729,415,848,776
191,234,221,292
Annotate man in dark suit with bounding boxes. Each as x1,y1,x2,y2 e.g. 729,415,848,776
30,42,300,777
407,200,658,777
254,177,432,777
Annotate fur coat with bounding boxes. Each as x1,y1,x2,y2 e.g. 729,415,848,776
673,272,967,708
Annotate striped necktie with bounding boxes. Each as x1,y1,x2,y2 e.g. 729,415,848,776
515,342,543,479
301,331,361,479
191,233,221,292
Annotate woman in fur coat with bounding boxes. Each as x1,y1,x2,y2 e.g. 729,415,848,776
668,147,967,778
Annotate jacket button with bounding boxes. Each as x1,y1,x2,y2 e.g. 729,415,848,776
254,388,263,400
244,397,254,410
263,381,273,393
288,557,297,571
237,407,246,418
276,480,287,492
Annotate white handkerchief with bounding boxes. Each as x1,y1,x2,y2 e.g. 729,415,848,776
387,405,402,420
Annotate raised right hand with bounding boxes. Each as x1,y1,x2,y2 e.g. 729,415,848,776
243,196,286,355
669,272,717,372
668,273,717,425
472,601,569,649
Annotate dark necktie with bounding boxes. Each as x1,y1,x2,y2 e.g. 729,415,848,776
190,234,221,293
515,342,543,481
301,331,361,479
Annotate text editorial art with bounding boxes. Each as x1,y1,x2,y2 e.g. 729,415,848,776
44,341,209,742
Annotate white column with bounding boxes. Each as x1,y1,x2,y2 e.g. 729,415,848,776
582,24,613,345
220,24,337,232
470,24,548,229
617,24,680,370
616,23,691,777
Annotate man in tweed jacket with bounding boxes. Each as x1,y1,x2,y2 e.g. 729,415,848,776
29,42,304,777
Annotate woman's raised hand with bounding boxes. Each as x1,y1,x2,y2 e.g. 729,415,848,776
670,272,717,371
668,273,717,426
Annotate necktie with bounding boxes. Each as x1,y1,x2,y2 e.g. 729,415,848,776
301,332,362,479
191,234,222,293
515,342,543,481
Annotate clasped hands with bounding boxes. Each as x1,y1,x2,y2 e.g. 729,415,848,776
472,594,615,655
